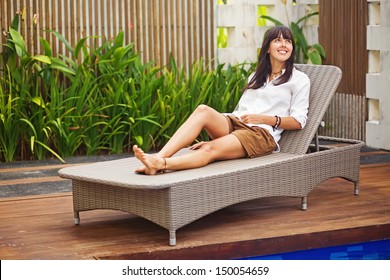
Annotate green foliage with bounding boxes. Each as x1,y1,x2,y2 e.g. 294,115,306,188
217,28,228,49
257,6,268,27
0,14,254,162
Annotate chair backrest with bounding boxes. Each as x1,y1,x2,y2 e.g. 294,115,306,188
278,64,342,154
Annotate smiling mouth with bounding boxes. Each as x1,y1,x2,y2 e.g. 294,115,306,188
278,50,288,54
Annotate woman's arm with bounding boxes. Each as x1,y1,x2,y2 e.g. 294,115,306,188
240,114,302,130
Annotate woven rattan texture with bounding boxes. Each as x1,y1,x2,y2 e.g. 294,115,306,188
279,64,342,154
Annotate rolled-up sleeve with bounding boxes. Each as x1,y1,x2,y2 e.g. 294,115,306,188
290,73,310,129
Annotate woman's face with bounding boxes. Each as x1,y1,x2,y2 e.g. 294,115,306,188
268,34,293,63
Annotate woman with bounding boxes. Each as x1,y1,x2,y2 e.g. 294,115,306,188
133,25,310,175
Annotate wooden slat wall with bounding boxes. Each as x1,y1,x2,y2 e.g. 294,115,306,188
321,93,367,140
0,0,215,71
319,0,368,141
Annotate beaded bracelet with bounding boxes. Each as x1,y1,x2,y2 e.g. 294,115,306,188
273,115,281,131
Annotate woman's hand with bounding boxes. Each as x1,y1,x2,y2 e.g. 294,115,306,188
240,114,265,124
189,141,208,150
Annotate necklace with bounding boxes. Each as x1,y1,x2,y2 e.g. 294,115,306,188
271,70,283,80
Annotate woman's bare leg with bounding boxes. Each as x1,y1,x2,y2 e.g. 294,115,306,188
133,134,246,175
135,104,231,173
158,104,231,158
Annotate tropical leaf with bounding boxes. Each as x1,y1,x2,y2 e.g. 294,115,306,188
134,135,143,146
258,15,284,26
74,37,89,59
10,13,20,30
34,139,65,163
308,50,322,65
290,22,308,50
46,29,74,55
9,28,27,57
50,58,76,75
33,55,51,64
114,30,124,47
296,12,319,25
32,96,46,108
313,43,326,58
40,38,52,56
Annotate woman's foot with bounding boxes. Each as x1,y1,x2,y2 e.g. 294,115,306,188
134,165,146,174
133,145,166,175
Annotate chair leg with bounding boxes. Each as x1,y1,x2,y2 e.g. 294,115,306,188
169,230,176,246
301,196,307,211
354,182,359,196
74,211,80,225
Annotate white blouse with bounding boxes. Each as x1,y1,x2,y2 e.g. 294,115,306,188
231,67,310,149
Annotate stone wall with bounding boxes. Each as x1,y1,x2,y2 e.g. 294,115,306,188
366,0,390,150
215,0,319,65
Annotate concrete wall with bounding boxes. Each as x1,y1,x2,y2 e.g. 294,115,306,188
216,0,319,65
366,0,390,150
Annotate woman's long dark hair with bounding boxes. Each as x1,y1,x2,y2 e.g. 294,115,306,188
247,26,296,89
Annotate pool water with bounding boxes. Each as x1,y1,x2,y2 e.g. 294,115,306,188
241,239,390,260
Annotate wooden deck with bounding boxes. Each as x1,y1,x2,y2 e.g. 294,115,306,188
1,157,390,259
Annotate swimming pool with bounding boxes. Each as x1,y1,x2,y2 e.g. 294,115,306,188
241,239,390,260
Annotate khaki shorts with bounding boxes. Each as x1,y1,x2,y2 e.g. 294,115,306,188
225,115,277,158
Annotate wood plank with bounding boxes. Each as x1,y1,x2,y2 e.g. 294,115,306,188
0,164,389,260
0,176,68,187
0,164,77,174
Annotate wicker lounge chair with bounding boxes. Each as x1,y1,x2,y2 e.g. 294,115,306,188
58,64,364,245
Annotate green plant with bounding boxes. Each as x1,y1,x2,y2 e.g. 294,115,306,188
260,0,325,64
1,14,65,162
1,11,256,162
0,72,23,161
